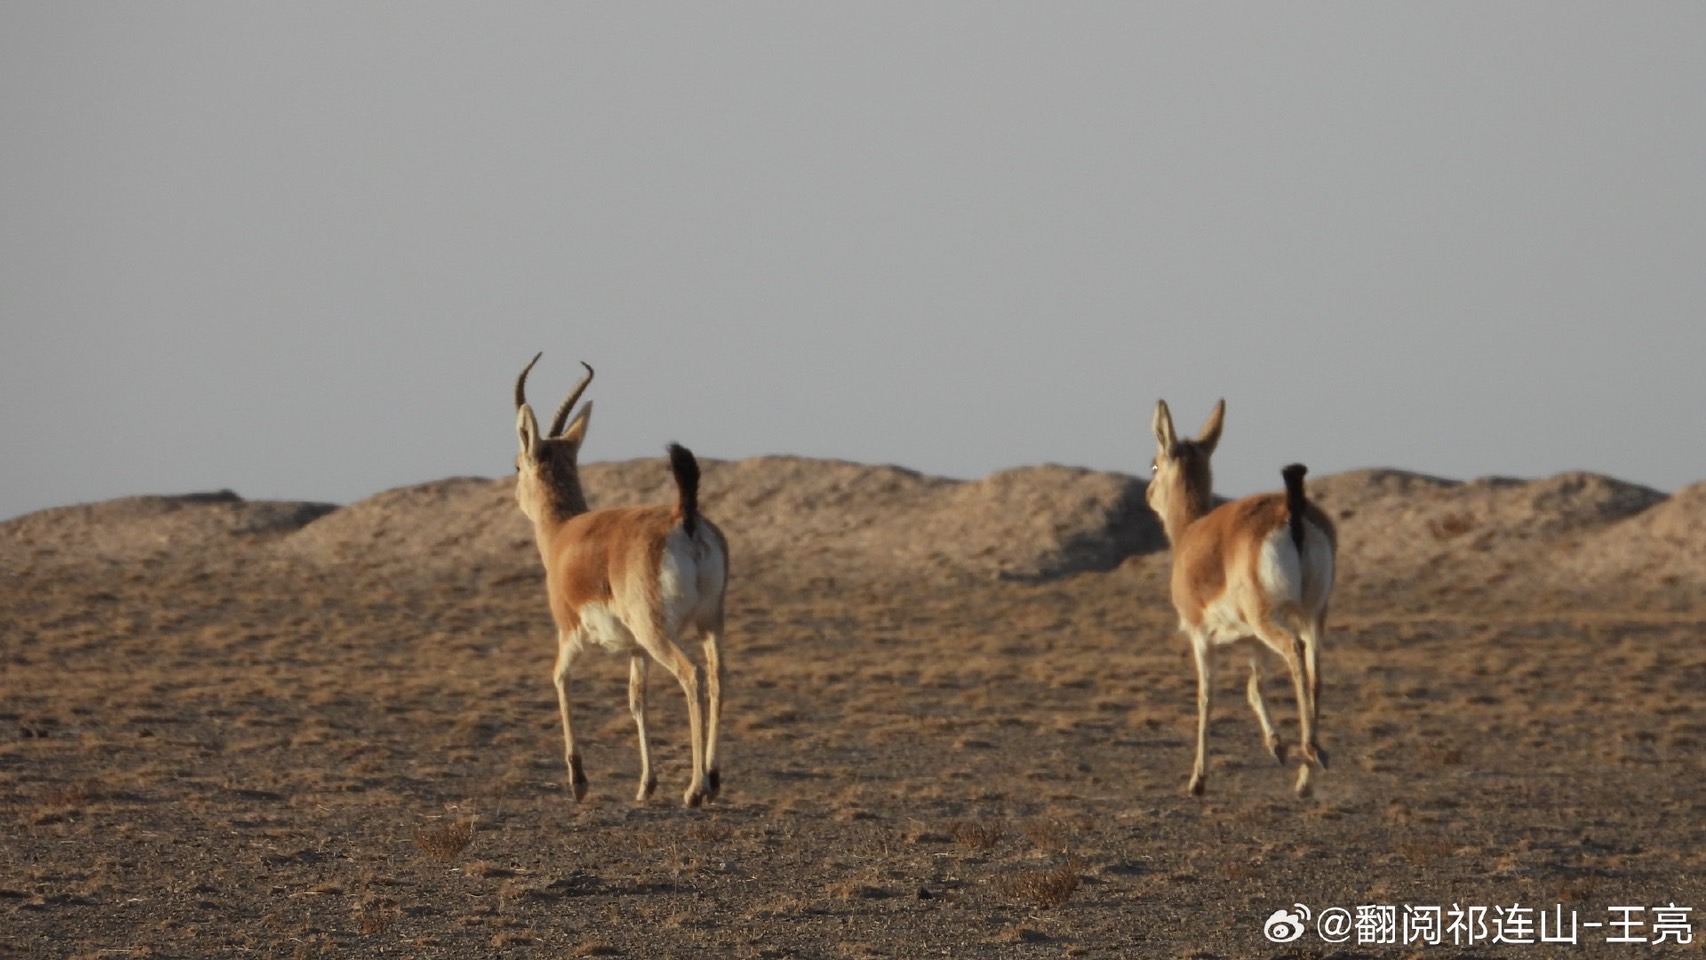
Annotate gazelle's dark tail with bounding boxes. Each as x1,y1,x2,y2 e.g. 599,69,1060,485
1281,463,1309,552
668,443,700,537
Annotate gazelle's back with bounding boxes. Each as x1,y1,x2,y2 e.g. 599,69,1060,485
544,506,725,638
1172,494,1334,634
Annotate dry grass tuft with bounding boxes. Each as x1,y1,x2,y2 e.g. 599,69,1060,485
1395,834,1454,868
946,820,1003,851
40,779,101,808
352,896,400,937
413,818,475,862
1022,819,1068,852
992,859,1082,909
1429,512,1478,541
687,820,733,843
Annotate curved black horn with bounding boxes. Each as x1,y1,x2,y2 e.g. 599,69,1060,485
548,361,595,437
515,352,543,410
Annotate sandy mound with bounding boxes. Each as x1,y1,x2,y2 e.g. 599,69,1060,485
6,459,1700,609
272,477,532,582
1306,469,1669,609
672,457,1158,582
1559,479,1706,602
0,490,336,575
269,457,1160,585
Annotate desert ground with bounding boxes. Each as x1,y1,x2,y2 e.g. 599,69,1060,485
4,457,1705,958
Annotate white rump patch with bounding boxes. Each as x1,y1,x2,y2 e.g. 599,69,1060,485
657,527,726,632
1256,524,1334,614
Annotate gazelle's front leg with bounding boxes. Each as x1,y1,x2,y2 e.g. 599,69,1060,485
552,632,588,801
628,654,656,802
1188,631,1213,796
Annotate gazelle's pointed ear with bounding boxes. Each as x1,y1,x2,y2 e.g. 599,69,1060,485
559,401,593,446
1197,399,1225,455
1152,400,1177,458
517,405,542,460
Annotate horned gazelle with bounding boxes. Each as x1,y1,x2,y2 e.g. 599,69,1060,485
513,354,729,807
1146,399,1336,797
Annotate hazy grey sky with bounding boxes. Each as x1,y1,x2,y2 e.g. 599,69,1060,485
4,4,1704,521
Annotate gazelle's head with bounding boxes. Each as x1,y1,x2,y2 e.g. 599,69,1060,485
514,353,594,524
1146,398,1224,537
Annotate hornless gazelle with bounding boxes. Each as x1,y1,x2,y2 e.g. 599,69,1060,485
1146,399,1336,797
513,354,729,807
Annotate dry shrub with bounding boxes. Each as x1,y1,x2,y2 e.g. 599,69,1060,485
1022,819,1068,852
491,927,540,947
413,818,475,862
1557,871,1602,903
687,820,733,843
39,778,100,809
30,779,104,825
1429,512,1477,541
997,925,1050,944
946,820,1003,851
1422,743,1464,766
992,859,1082,909
463,860,517,879
1396,834,1453,868
352,896,399,936
1221,859,1255,882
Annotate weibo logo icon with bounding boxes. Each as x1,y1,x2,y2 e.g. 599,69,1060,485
1263,904,1312,943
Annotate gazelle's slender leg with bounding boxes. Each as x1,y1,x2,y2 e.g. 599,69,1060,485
1295,622,1320,800
1304,614,1324,724
1251,619,1324,770
552,632,588,801
633,615,707,807
1245,654,1286,764
1188,631,1213,796
700,613,725,801
628,654,656,802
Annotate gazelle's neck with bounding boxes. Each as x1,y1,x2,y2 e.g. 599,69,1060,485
519,459,591,562
1156,473,1216,546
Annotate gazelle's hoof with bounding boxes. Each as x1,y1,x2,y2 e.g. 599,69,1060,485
704,769,721,802
1306,743,1330,770
1188,774,1205,796
684,788,705,809
1294,764,1314,798
1269,740,1289,765
567,755,589,801
635,778,656,803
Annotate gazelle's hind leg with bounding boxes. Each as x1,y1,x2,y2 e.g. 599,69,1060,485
1250,617,1325,798
552,631,589,801
1187,630,1213,796
628,654,656,802
1301,611,1327,769
631,612,708,808
1291,614,1327,799
1244,654,1287,764
699,609,726,802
